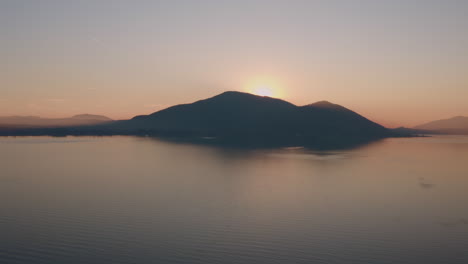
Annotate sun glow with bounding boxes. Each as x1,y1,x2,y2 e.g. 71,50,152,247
252,86,274,97
246,78,283,98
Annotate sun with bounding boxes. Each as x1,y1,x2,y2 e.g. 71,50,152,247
244,77,284,98
252,86,274,97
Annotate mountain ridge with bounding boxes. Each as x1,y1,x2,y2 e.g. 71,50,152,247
99,91,392,146
0,114,113,128
414,116,468,135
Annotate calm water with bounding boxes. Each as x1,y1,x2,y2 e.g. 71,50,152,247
1,136,468,264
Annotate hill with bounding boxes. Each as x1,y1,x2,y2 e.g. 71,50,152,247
0,114,113,128
414,116,468,135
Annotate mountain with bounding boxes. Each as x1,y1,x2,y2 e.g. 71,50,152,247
101,91,391,146
0,114,113,128
414,116,468,135
124,91,297,133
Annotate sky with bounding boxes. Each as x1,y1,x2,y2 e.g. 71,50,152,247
1,0,468,127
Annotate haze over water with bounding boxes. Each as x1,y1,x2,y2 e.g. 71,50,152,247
2,136,468,264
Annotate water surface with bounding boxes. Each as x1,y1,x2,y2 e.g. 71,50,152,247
1,136,468,263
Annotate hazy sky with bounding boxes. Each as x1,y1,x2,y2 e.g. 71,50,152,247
2,0,468,127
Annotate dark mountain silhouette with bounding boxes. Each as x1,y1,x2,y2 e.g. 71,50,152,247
122,91,297,132
0,91,401,147
414,116,468,135
96,91,392,146
0,114,113,128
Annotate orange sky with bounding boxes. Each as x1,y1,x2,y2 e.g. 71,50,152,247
2,1,468,128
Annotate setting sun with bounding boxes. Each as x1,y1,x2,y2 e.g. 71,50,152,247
252,86,274,97
245,77,283,98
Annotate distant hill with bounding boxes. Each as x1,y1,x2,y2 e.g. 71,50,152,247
414,116,468,135
390,127,434,136
0,114,113,128
69,114,113,121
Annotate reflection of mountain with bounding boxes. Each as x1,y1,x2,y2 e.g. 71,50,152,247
414,116,468,135
0,92,398,147
0,114,113,128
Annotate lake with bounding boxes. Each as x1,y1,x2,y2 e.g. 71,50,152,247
1,136,468,264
